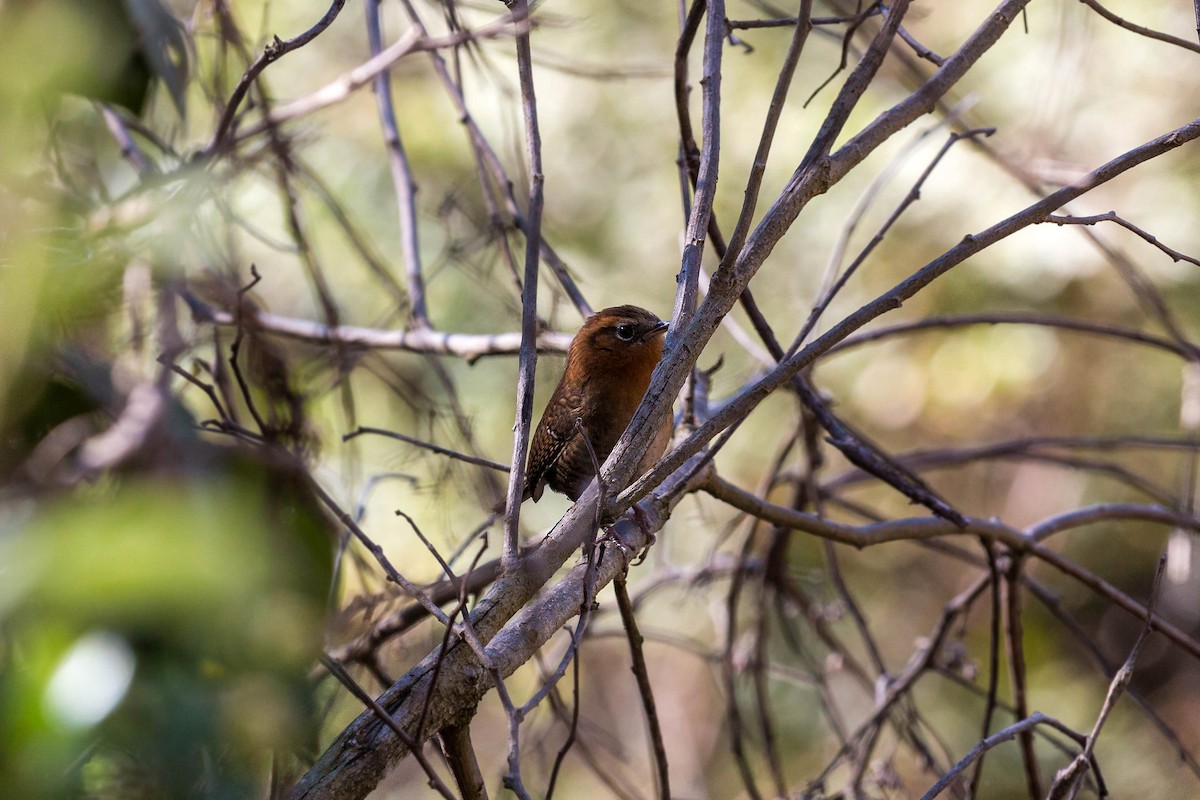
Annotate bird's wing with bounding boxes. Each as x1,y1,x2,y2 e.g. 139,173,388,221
525,382,585,502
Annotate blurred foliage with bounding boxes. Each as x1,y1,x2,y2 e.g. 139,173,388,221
0,3,328,799
0,0,187,115
0,474,331,799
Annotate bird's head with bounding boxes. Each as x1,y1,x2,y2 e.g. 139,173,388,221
570,305,668,369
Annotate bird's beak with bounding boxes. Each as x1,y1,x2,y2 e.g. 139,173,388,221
646,320,669,339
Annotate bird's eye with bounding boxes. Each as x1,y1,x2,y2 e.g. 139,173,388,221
615,323,635,342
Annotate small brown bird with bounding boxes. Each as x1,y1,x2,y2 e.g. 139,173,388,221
521,305,672,504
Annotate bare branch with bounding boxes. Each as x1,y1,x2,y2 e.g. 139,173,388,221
209,0,350,151
1046,556,1168,799
233,16,524,143
365,2,428,326
194,300,572,360
496,0,549,571
1078,0,1200,54
1044,212,1200,268
920,712,1088,800
613,577,670,800
624,114,1200,513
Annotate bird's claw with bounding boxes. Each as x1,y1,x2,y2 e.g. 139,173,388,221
594,506,657,565
592,524,633,560
629,504,657,565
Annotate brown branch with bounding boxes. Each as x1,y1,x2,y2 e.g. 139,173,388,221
1003,556,1042,799
394,0,591,318
621,113,1200,514
829,311,1191,359
344,426,510,473
614,0,1038,512
286,454,711,800
1046,556,1167,799
919,712,1089,800
702,475,1200,659
1078,0,1200,54
499,0,547,567
614,577,671,800
727,13,879,30
820,436,1181,507
1044,212,1200,268
232,16,524,144
193,299,572,360
365,2,429,326
670,0,726,333
439,723,488,800
318,655,457,800
208,0,349,151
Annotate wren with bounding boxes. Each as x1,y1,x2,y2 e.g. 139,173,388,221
521,305,671,504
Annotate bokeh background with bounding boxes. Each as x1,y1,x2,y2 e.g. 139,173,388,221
1,0,1199,798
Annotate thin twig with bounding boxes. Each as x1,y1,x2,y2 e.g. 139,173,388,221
366,1,429,326
793,127,995,353
721,0,813,275
702,476,1200,658
969,542,1002,797
613,577,671,800
829,312,1191,359
1047,555,1168,799
344,426,510,472
670,0,726,334
1077,0,1200,54
209,0,349,151
99,104,155,175
1003,555,1042,799
232,17,524,144
395,0,591,317
319,654,457,800
1044,212,1200,268
621,114,1200,515
920,712,1084,800
727,13,879,30
500,0,547,567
